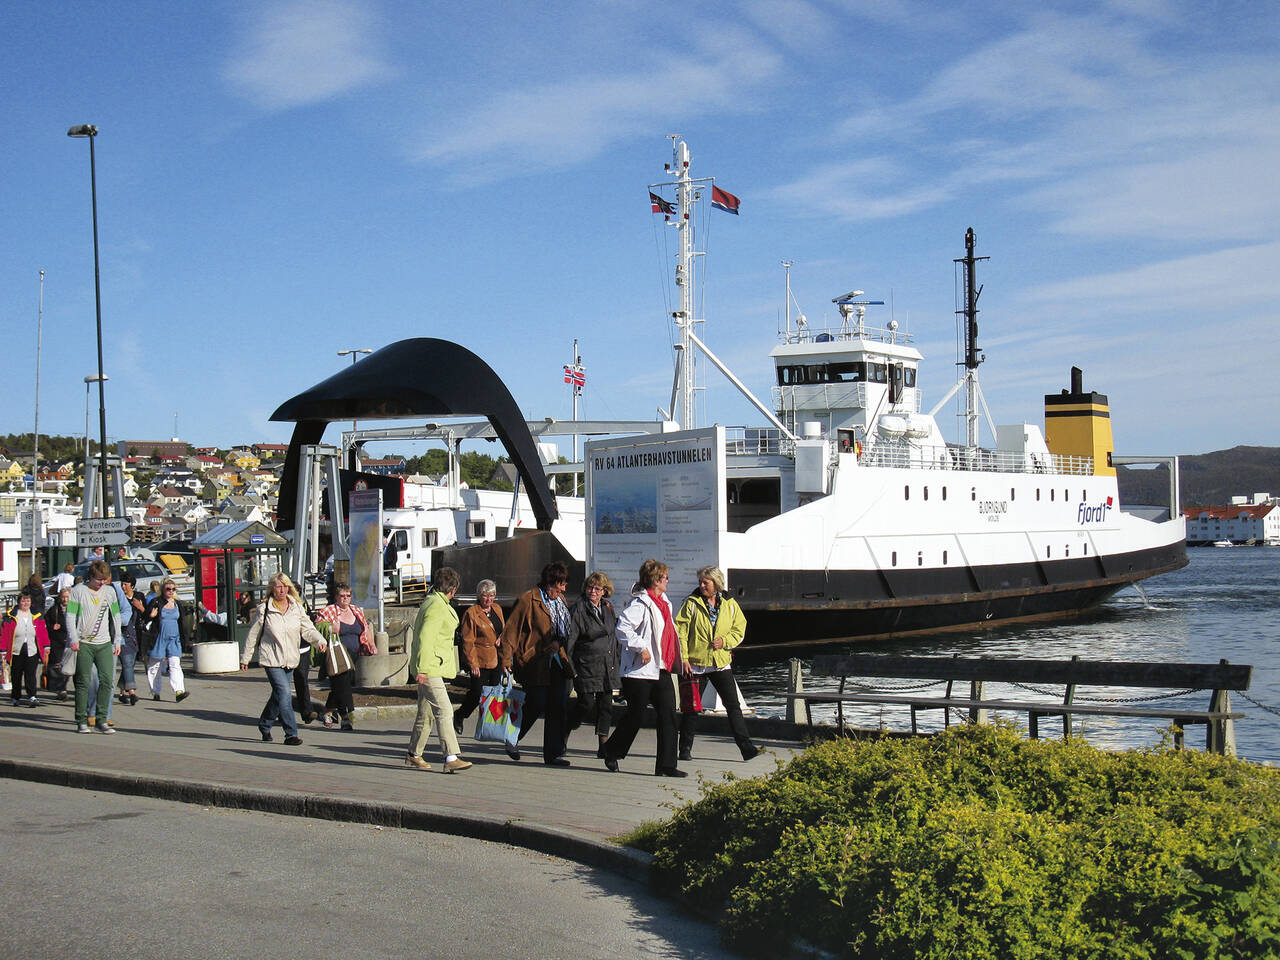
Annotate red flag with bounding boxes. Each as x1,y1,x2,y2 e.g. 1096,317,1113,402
711,185,740,215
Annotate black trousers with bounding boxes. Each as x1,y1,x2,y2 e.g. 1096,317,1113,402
293,657,314,719
572,680,613,738
324,667,354,718
605,672,678,773
457,666,502,721
10,650,40,701
518,673,570,762
679,667,755,758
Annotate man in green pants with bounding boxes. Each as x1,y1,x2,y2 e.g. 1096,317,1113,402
66,559,123,734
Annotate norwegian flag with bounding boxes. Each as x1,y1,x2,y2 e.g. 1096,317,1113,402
649,191,676,215
563,365,585,388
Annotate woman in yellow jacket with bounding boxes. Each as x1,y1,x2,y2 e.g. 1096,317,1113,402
675,565,759,762
404,566,471,773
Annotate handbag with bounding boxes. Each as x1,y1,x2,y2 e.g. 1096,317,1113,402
679,674,703,714
325,635,355,677
475,672,525,748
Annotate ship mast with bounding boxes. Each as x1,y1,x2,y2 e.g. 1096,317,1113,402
669,136,698,428
957,227,988,448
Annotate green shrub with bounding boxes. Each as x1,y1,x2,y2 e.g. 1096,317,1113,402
635,724,1280,958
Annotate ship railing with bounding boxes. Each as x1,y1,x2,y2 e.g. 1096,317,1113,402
776,324,913,346
859,441,1093,476
724,427,794,458
772,384,922,416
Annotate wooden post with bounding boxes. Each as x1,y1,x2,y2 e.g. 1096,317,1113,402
1063,654,1079,740
1208,660,1237,757
787,658,811,726
969,680,986,725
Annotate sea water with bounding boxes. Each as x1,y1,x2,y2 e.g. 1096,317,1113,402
733,548,1280,763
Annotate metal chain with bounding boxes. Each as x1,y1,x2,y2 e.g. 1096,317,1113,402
1005,680,1201,703
845,679,948,693
1239,692,1280,722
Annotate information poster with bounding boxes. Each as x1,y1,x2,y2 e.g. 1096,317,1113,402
586,426,724,596
348,488,384,634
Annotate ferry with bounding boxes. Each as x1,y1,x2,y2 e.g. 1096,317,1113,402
581,138,1188,643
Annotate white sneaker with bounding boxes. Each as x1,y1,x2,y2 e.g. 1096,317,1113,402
76,723,91,734
98,725,116,735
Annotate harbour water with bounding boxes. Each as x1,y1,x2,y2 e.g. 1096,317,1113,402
733,547,1280,763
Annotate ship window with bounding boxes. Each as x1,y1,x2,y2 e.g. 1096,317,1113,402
828,361,866,383
1036,488,1041,501
903,368,917,387
891,551,897,566
904,485,910,500
1046,545,1051,558
942,550,948,565
1064,489,1069,501
1065,545,1070,557
923,486,929,501
1010,488,1016,501
917,551,924,566
971,487,976,501
869,363,888,383
1084,544,1088,555
1050,489,1055,501
942,486,948,500
422,529,439,548
467,520,486,539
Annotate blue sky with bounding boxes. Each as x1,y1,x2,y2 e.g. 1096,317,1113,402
2,0,1276,460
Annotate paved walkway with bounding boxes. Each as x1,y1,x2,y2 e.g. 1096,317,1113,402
0,670,798,876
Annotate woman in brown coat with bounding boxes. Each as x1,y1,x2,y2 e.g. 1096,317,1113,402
453,579,509,735
501,561,573,766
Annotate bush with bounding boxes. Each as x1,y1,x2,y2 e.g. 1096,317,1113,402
636,725,1280,958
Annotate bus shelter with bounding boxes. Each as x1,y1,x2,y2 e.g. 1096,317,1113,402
191,521,288,658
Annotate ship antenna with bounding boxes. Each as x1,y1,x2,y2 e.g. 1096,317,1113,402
957,227,989,448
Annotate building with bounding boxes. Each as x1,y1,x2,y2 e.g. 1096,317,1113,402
361,457,407,476
1184,496,1280,545
119,440,189,460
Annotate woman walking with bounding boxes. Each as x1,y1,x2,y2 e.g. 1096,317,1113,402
567,572,620,759
3,593,50,707
674,565,758,762
601,559,685,777
45,588,71,701
144,579,189,703
315,582,376,730
502,562,574,766
240,572,327,746
453,579,509,735
404,567,471,773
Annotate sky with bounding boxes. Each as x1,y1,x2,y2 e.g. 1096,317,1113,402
2,0,1277,461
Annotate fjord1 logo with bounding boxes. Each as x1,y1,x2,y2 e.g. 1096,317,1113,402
1078,496,1113,524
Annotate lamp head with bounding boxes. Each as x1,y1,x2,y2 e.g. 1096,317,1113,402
67,124,98,138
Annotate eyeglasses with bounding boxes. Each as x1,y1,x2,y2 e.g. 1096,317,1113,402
164,587,176,592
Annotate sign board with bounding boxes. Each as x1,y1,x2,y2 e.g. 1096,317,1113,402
78,516,130,535
78,530,129,548
348,488,384,634
250,534,265,545
585,426,725,595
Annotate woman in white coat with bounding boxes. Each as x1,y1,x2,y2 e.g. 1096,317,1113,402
601,558,685,777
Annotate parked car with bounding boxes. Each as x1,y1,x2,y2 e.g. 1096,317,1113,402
71,557,195,602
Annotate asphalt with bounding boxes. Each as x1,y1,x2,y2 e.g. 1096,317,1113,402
0,667,801,883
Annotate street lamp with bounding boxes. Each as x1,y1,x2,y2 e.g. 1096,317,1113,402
337,348,372,436
68,123,110,517
84,374,109,514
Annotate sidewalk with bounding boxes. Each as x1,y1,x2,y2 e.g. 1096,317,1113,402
0,670,797,877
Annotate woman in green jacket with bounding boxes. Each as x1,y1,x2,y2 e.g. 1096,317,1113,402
404,566,471,774
674,565,759,762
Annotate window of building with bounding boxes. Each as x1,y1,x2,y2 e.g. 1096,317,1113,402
467,520,486,539
422,529,439,548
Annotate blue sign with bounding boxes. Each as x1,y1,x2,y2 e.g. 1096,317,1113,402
250,534,265,544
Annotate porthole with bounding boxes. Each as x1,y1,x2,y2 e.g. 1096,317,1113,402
1010,487,1016,501
1046,545,1051,558
891,551,898,567
1036,488,1041,501
942,550,949,565
942,487,948,501
904,485,910,500
1050,489,1055,501
923,486,929,501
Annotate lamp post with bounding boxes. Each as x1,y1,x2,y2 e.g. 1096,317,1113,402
337,348,372,436
68,123,111,517
84,374,109,514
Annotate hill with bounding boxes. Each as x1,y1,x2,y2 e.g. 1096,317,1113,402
1117,445,1280,508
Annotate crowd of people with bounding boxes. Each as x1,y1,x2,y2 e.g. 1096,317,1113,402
4,556,760,775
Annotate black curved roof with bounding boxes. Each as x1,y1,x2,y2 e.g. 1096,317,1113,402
270,338,557,531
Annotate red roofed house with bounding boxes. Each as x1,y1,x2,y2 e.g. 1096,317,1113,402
1184,499,1280,545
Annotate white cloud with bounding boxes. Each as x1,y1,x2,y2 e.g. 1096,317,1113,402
223,0,390,110
415,31,782,182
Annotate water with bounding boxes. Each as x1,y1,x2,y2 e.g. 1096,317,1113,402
733,547,1280,763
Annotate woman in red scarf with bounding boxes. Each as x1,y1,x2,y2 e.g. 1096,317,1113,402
601,558,685,776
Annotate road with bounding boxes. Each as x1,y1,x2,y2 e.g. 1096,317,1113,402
0,780,738,960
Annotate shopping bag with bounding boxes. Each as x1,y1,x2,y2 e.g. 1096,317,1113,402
59,645,79,677
679,675,703,714
475,675,525,748
325,637,355,677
